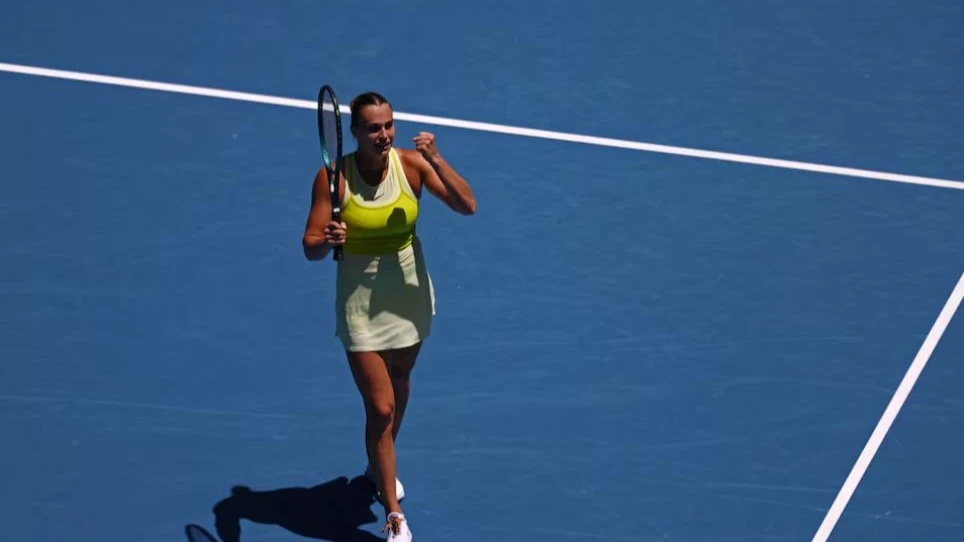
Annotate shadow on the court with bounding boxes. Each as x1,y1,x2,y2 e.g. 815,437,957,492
200,476,382,542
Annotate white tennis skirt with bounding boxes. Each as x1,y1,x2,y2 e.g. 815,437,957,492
335,237,436,352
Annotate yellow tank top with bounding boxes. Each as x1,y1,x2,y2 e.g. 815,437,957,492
341,148,419,255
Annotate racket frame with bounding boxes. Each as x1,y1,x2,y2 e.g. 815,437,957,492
317,85,344,261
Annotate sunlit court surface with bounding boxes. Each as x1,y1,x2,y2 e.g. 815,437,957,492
1,1,963,541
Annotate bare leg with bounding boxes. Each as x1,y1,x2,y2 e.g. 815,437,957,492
347,350,402,515
386,342,421,442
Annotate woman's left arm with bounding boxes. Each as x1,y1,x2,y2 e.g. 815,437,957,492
411,132,477,215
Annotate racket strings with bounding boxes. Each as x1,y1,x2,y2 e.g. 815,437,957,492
321,96,340,167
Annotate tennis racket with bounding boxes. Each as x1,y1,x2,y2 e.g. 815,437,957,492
317,85,344,261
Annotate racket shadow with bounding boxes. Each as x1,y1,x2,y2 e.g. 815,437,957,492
205,476,382,542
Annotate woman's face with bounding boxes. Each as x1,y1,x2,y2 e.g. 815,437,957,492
352,103,395,161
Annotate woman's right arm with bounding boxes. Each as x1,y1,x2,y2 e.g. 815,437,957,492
303,168,333,261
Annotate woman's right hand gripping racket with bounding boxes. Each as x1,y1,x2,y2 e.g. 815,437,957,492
317,85,344,261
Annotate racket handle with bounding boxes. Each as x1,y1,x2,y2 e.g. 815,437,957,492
331,207,343,262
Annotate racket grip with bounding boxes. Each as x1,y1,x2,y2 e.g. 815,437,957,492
331,206,343,261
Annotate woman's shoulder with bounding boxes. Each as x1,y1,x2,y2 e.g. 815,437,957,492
393,148,426,193
393,147,422,172
395,147,418,162
396,147,432,172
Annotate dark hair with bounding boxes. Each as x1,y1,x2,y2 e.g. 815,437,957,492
350,92,392,127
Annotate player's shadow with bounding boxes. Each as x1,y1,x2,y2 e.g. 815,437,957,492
209,476,382,542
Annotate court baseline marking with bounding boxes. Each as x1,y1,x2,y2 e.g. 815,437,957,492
2,61,963,192
812,271,964,541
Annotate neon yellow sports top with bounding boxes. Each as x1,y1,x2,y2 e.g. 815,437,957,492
341,148,419,255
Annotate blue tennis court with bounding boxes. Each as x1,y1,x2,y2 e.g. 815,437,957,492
2,1,962,541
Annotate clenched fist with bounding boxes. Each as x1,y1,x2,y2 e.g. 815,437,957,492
413,132,441,165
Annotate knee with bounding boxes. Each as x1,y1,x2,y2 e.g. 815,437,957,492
367,398,395,424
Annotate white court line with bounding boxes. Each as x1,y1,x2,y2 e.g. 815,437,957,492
812,271,964,542
2,60,964,191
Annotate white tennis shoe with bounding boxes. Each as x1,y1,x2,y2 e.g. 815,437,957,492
382,512,412,542
365,464,406,502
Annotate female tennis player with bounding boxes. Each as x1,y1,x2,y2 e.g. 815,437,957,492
302,91,477,541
